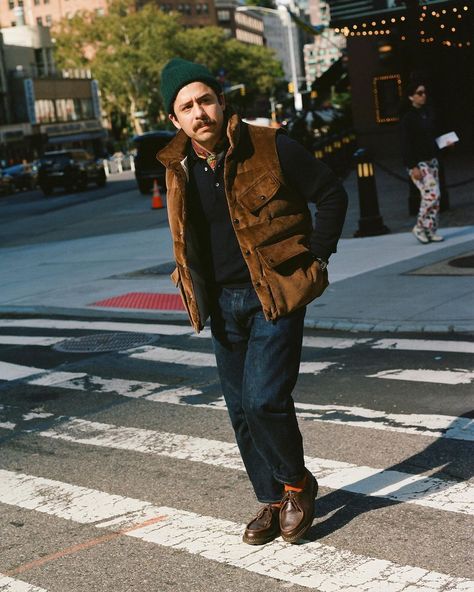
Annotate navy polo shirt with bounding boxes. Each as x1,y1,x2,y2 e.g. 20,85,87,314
186,133,348,287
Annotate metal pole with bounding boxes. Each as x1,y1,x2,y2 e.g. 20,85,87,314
280,6,302,112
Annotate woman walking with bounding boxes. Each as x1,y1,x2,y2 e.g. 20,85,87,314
401,83,444,244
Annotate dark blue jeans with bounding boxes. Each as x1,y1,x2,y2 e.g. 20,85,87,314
210,286,306,503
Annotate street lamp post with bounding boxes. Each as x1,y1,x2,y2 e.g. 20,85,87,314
235,5,303,113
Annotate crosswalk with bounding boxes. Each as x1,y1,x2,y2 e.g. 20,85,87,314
0,317,473,591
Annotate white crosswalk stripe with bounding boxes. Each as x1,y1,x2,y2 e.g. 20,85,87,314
368,368,474,385
0,574,48,592
0,470,473,592
0,366,470,441
39,418,474,516
1,319,473,590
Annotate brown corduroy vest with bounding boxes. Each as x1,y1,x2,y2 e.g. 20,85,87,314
158,113,328,333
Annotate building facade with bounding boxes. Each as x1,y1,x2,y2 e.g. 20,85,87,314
0,20,105,163
304,0,345,89
326,0,473,156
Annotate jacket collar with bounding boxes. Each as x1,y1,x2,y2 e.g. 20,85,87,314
157,110,241,169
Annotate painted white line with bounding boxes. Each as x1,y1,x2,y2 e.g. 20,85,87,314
0,470,472,591
30,373,165,398
372,338,474,355
41,419,474,516
24,372,474,441
194,329,371,350
128,346,335,375
0,574,48,592
0,422,16,430
0,361,45,381
369,368,474,385
0,319,192,336
0,336,64,346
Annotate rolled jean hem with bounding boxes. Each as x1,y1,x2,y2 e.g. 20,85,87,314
256,497,284,504
273,469,308,486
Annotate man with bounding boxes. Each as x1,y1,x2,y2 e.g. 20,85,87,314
158,58,348,545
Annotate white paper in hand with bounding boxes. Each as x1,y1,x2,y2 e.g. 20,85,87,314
435,131,459,149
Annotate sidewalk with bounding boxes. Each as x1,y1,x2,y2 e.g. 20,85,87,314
1,221,473,334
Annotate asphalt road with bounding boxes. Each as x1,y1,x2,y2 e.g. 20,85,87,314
0,316,473,591
0,171,169,248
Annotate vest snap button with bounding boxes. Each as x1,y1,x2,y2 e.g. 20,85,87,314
233,218,240,224
260,195,266,200
255,281,261,288
245,250,250,256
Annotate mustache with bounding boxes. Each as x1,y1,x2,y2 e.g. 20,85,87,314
194,119,214,131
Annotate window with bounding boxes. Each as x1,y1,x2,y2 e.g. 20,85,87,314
36,16,42,24
35,99,56,123
202,3,208,13
95,7,104,14
44,0,50,4
45,14,52,24
217,9,230,20
34,0,40,5
8,0,14,9
18,0,23,6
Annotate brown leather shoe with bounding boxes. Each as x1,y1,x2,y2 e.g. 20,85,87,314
280,471,318,543
242,504,281,545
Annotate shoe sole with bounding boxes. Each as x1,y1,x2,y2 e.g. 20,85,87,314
242,531,281,545
281,480,318,544
412,230,429,244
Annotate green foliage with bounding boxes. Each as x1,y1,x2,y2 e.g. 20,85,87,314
53,0,283,136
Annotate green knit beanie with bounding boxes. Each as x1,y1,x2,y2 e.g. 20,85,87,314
160,58,222,114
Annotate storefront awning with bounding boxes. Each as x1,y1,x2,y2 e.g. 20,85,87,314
47,130,107,144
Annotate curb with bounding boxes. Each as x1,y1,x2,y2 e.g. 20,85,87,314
1,305,473,335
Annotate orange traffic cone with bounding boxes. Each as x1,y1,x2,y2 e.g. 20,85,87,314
151,179,164,209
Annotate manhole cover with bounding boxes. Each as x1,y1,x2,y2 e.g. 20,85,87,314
449,255,474,269
53,332,159,353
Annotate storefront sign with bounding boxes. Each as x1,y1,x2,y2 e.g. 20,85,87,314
23,79,37,125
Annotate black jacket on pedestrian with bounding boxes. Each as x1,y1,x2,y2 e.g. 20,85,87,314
400,106,439,169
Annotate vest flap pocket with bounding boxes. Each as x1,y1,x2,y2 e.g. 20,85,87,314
170,267,180,286
236,172,279,213
256,235,310,268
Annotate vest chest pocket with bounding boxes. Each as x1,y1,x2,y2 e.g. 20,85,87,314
235,171,280,214
256,234,313,275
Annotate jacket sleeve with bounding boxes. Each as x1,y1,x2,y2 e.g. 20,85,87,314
400,112,418,169
276,133,348,261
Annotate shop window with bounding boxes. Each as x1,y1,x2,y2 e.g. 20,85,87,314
373,74,402,123
217,9,230,20
35,99,56,123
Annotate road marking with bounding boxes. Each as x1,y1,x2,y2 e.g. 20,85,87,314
128,346,335,375
0,361,45,381
0,470,472,591
0,336,64,346
0,574,48,592
5,516,166,578
372,338,474,355
23,371,474,442
40,418,474,516
0,319,192,336
368,369,474,385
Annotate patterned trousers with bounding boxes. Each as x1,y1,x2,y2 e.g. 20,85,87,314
409,158,440,231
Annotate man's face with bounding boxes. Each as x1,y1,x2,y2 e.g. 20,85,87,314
169,81,225,151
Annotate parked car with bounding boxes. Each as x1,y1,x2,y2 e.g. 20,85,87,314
0,170,13,196
2,163,38,191
38,150,107,196
133,130,175,194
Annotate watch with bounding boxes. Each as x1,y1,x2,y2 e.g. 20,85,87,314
315,257,328,271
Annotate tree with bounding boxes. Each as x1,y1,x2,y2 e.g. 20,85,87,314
53,0,283,138
244,0,276,9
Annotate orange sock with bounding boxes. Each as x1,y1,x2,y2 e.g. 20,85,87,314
284,474,307,493
270,502,282,508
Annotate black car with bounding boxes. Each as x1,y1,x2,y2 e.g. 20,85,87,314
38,150,107,196
133,130,175,194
